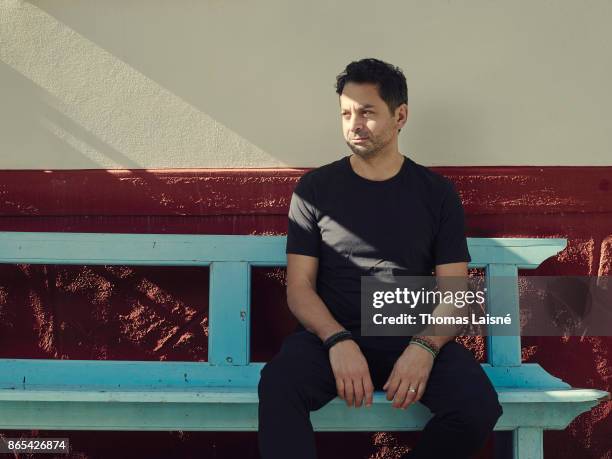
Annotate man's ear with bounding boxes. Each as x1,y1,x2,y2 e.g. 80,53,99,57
400,103,409,124
397,103,409,132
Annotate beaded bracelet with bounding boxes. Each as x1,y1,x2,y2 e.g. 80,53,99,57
411,336,440,354
409,336,440,359
323,330,353,351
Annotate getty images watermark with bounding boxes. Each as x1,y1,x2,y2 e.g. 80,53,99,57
360,276,612,337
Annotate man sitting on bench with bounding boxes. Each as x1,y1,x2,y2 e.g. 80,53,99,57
257,57,503,459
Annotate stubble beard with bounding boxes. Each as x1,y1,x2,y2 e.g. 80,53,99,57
346,131,393,160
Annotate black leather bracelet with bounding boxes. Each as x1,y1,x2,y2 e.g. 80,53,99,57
323,330,353,351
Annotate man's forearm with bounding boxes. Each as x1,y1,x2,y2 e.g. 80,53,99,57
287,285,346,342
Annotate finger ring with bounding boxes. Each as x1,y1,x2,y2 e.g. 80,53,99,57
408,387,417,393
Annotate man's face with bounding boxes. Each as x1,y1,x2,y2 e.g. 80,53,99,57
339,82,404,159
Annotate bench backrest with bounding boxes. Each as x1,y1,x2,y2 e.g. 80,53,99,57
0,232,566,389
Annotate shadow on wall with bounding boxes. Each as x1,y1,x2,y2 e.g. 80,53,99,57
0,1,285,169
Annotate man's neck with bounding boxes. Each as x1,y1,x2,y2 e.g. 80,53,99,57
349,151,405,181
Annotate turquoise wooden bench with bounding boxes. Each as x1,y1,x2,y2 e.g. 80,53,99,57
0,232,608,458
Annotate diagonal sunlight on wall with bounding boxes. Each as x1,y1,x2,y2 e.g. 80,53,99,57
0,1,286,168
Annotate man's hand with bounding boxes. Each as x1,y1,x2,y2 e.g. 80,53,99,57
328,340,374,408
383,343,434,409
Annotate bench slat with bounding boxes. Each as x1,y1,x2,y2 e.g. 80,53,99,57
0,359,263,387
0,232,287,266
0,360,579,390
486,263,522,367
0,232,566,268
0,386,606,405
209,262,251,366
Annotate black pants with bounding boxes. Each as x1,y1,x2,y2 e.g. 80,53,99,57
258,331,503,459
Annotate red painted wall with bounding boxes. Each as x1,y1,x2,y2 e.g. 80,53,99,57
0,166,610,458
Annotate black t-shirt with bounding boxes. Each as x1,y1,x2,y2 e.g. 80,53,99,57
286,154,471,350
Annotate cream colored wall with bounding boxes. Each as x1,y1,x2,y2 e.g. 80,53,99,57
1,0,610,169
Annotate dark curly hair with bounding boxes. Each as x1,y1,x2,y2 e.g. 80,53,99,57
335,58,408,115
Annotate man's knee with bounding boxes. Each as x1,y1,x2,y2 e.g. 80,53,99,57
258,360,287,400
258,358,305,404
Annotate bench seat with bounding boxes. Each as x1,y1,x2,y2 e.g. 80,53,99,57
0,384,607,432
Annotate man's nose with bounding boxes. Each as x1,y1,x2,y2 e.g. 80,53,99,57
348,115,365,133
